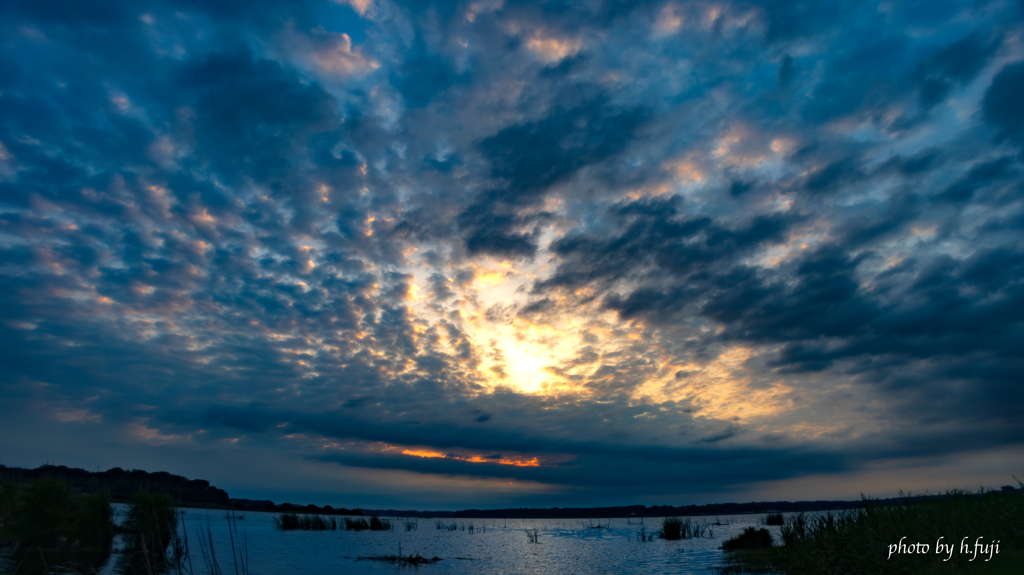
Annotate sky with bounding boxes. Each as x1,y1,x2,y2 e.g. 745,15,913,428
1,0,1023,510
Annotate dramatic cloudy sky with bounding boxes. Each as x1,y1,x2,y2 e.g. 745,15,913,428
2,0,1023,509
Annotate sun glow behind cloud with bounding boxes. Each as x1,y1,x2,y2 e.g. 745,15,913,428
2,0,1023,509
391,231,802,431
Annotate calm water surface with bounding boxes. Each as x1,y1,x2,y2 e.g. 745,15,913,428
88,507,791,575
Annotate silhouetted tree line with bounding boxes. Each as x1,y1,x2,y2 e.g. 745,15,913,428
351,503,858,519
442,490,1018,519
0,464,230,507
231,498,363,515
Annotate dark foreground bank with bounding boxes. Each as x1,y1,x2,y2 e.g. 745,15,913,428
720,486,1023,575
0,476,186,575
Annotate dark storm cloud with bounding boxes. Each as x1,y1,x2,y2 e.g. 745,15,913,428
540,189,1024,430
1,0,1022,505
983,61,1024,145
179,50,340,184
538,196,797,317
312,442,848,490
913,33,998,109
195,398,851,491
479,95,648,198
460,94,649,258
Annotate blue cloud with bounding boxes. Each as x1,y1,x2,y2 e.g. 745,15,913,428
1,0,1022,507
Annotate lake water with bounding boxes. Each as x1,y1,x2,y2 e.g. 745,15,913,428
82,507,789,575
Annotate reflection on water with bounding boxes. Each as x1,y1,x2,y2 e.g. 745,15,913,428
0,506,796,574
82,507,790,575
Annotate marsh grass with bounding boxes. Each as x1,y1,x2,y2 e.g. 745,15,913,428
3,478,115,549
274,513,335,531
122,490,180,575
356,551,441,566
662,517,684,540
662,516,712,540
721,487,1024,575
124,499,248,575
765,513,784,526
175,510,250,575
275,512,401,532
346,517,369,531
0,479,116,575
722,527,773,551
436,521,459,531
123,491,176,537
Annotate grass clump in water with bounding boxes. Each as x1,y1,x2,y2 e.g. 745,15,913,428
336,515,391,531
345,517,369,531
721,487,1024,574
357,552,441,565
765,513,784,526
662,516,711,540
275,513,335,530
662,517,684,540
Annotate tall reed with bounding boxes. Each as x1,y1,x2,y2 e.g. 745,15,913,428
179,510,249,575
123,490,178,572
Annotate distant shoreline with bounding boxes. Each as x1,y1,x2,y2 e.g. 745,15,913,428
4,463,1017,520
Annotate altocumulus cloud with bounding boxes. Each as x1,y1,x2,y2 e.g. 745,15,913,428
1,0,1022,508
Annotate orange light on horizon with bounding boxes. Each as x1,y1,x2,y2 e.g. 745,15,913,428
401,449,542,467
401,448,447,459
465,456,540,467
